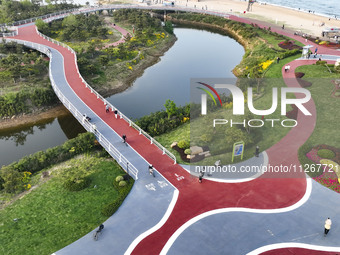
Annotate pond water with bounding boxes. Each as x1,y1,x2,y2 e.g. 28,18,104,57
107,27,244,119
0,26,244,166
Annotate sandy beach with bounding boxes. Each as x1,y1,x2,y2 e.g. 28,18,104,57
124,0,340,37
186,0,340,37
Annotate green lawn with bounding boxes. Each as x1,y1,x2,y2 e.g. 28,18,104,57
296,64,340,147
155,53,305,165
0,155,133,255
296,64,340,176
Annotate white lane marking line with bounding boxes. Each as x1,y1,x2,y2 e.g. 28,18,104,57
160,177,312,255
124,189,179,255
247,242,340,255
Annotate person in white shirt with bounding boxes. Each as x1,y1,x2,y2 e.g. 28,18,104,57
324,217,332,236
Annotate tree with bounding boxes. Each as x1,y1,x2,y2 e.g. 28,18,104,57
35,19,49,34
98,55,109,67
0,167,24,193
164,99,177,119
225,127,252,148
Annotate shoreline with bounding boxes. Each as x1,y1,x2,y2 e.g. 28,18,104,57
257,1,338,20
157,0,340,37
0,34,177,132
0,105,70,133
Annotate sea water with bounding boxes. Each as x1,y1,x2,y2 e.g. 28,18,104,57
259,0,340,20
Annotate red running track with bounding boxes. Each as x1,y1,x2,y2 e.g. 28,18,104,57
10,17,320,254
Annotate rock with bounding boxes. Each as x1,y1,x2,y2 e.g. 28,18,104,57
171,142,178,148
187,154,195,159
11,115,16,119
199,151,211,157
190,146,203,155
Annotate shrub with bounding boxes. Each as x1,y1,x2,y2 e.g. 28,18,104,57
101,200,121,217
316,60,327,65
102,178,134,217
115,176,124,182
184,149,191,155
178,140,190,149
123,174,131,181
1,132,95,178
0,167,24,193
118,180,127,187
64,177,91,192
298,141,322,178
317,149,335,159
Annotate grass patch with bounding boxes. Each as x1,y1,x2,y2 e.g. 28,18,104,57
155,122,190,164
156,76,292,165
296,64,340,177
0,155,133,255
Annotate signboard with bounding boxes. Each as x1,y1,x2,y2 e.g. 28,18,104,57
232,141,244,162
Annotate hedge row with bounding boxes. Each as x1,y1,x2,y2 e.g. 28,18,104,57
0,87,58,117
101,175,134,217
135,104,190,136
0,132,97,192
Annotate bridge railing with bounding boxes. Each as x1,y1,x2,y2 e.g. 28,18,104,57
10,8,79,26
35,26,177,164
6,5,179,165
1,4,232,37
0,26,18,37
2,37,139,180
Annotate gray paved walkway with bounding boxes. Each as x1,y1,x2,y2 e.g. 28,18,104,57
298,54,340,61
167,179,340,254
45,46,176,254
8,5,340,255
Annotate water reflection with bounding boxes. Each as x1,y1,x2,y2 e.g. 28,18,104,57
1,126,35,146
0,114,85,166
0,26,244,165
107,27,244,119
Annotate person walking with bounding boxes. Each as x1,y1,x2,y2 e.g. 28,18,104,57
149,165,155,177
198,171,204,183
255,146,260,157
324,217,332,236
122,134,127,143
105,104,109,113
114,110,118,119
92,123,97,132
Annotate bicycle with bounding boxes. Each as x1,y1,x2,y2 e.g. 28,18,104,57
93,224,104,241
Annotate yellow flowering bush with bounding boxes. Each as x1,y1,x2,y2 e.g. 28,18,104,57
126,62,133,70
260,60,274,70
182,117,190,123
147,39,154,46
22,171,32,190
